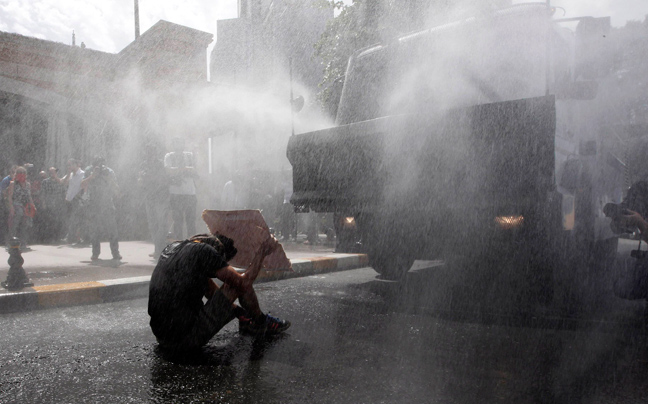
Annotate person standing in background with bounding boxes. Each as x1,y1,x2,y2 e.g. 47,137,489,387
279,171,297,241
164,137,198,240
6,166,36,251
40,167,66,243
82,156,121,261
0,165,17,246
59,158,85,244
138,156,170,259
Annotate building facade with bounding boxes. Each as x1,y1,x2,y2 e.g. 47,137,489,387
0,20,213,238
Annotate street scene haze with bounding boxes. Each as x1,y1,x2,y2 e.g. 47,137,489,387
2,1,648,403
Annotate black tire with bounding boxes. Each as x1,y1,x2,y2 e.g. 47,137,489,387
368,251,415,280
356,213,416,280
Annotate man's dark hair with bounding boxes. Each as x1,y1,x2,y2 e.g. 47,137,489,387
189,233,238,262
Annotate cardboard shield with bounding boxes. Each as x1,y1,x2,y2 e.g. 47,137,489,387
201,209,292,271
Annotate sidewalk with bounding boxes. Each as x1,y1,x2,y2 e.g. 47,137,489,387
0,238,368,314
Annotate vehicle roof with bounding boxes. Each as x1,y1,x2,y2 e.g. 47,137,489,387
355,3,551,60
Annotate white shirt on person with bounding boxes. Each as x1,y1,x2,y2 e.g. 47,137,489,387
65,168,85,202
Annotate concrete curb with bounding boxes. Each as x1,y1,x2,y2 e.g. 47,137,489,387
0,254,368,314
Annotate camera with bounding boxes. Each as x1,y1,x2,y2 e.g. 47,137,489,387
604,181,648,235
95,165,110,177
605,203,636,235
603,203,631,219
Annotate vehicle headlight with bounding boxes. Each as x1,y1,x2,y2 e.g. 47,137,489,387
342,216,356,229
494,215,524,230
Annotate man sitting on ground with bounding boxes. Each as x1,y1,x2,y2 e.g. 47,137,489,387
148,233,290,352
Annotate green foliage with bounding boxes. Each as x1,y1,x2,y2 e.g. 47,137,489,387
314,1,371,118
313,0,430,118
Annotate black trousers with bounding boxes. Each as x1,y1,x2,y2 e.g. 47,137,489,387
89,205,120,258
169,194,197,240
156,289,235,351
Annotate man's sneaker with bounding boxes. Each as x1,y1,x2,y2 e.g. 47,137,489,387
239,314,291,336
265,314,291,334
91,255,99,261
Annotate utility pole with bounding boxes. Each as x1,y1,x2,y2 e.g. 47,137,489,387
290,57,295,136
545,0,552,96
134,0,141,39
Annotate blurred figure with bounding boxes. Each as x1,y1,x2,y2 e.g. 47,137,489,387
222,173,244,210
6,166,36,250
58,158,85,244
30,170,46,242
0,165,17,193
304,211,320,245
279,172,296,241
164,137,198,239
138,157,170,259
40,167,66,243
82,156,121,261
222,178,236,209
0,165,17,246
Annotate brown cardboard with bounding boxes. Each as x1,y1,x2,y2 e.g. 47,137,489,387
201,210,292,271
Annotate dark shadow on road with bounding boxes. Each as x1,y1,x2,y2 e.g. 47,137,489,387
351,263,647,333
152,332,299,365
330,268,648,404
81,259,126,268
149,331,309,403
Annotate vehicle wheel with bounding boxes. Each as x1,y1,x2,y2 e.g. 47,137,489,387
368,251,415,280
356,213,416,280
356,213,417,280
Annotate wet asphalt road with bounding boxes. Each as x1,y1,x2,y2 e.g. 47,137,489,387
2,264,648,403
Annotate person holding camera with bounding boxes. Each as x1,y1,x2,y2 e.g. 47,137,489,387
82,156,121,261
607,181,648,300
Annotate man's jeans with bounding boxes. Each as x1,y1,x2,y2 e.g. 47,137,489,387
169,194,196,240
89,205,120,259
145,197,170,257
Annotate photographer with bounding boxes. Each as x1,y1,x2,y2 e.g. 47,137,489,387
607,181,648,300
81,156,121,261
